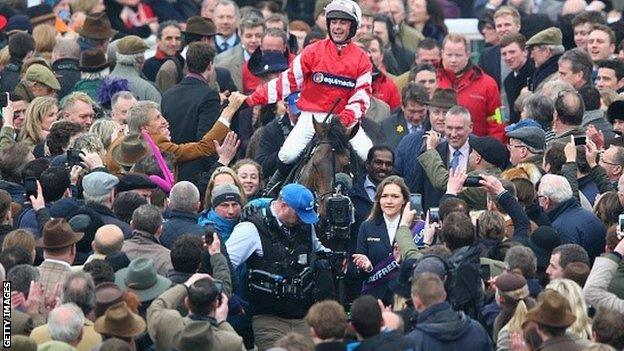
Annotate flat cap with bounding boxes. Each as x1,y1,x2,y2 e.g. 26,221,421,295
83,172,119,197
526,27,562,47
506,126,546,152
116,35,149,55
25,64,60,91
469,136,509,170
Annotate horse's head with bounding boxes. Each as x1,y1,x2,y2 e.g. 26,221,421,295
300,118,353,220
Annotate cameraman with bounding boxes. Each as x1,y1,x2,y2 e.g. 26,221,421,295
225,183,334,350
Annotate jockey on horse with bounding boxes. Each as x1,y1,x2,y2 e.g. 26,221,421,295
244,0,374,186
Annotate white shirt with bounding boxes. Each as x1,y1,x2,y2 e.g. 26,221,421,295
364,176,377,202
448,140,470,171
225,203,329,269
383,214,400,245
215,34,238,52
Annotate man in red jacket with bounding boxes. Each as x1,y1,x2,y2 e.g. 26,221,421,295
246,0,373,165
437,34,506,142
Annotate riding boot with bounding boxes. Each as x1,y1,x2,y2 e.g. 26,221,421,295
263,161,293,197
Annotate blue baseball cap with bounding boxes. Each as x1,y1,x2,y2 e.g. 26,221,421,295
504,118,542,133
285,92,301,115
280,183,318,224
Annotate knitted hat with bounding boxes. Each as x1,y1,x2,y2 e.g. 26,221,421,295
211,183,241,208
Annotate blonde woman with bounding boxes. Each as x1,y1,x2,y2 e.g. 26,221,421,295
90,118,123,150
546,279,593,340
18,97,58,151
232,158,264,200
32,24,56,62
493,272,536,351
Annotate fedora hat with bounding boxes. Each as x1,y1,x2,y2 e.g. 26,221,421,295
172,321,215,351
115,257,171,302
26,4,56,26
36,218,84,249
79,49,112,72
79,13,117,40
527,289,576,328
427,89,457,109
111,134,150,167
94,301,146,338
94,282,125,318
183,16,217,37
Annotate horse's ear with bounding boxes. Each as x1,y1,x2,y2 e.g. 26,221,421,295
313,117,325,136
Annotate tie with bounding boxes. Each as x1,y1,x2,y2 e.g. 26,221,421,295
450,150,461,171
221,41,229,51
281,225,291,237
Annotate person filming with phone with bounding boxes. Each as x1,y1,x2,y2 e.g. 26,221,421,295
147,237,244,351
420,130,509,210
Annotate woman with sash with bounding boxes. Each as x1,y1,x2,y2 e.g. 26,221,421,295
352,175,411,305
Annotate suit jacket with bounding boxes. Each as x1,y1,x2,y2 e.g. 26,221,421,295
394,130,448,209
214,44,245,91
10,309,32,336
122,230,173,276
504,59,535,124
161,75,222,182
37,260,72,296
418,148,499,211
356,216,396,304
105,121,230,174
381,109,410,150
479,45,501,89
110,64,162,104
30,320,102,351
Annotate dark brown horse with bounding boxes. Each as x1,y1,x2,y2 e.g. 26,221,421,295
296,118,356,246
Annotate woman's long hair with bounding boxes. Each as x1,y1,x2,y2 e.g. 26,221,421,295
594,191,623,228
493,276,535,341
367,175,409,221
19,96,56,145
546,279,593,339
425,0,448,35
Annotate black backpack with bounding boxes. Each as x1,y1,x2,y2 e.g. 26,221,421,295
445,244,484,319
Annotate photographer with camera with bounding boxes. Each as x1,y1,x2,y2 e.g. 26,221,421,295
147,234,242,351
225,183,336,350
419,129,509,210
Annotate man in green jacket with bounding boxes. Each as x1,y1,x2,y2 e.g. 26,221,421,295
418,133,508,210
